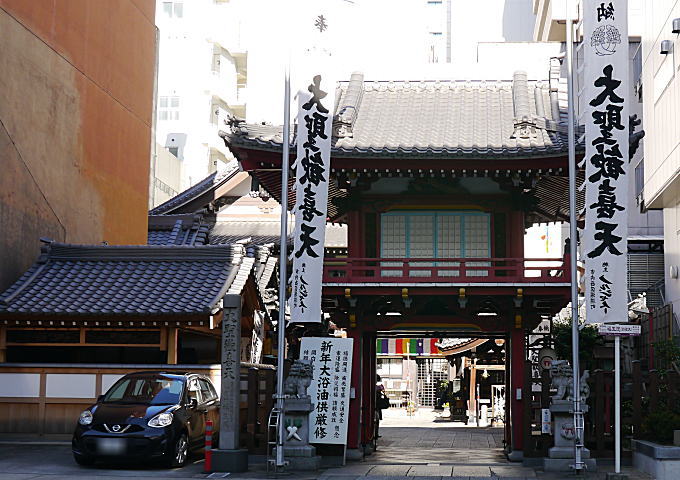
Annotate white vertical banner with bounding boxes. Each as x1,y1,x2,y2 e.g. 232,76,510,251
300,337,353,444
290,76,333,322
583,0,629,323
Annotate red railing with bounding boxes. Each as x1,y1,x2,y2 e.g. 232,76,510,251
322,257,568,283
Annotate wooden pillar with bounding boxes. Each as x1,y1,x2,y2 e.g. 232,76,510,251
347,327,363,451
522,360,532,457
0,325,6,362
167,327,178,365
632,360,641,439
594,369,605,455
246,367,258,451
504,337,512,448
347,210,364,257
510,326,525,453
361,332,374,445
469,359,477,425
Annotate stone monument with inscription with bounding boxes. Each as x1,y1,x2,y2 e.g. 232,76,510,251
543,360,597,471
211,294,248,472
282,359,321,470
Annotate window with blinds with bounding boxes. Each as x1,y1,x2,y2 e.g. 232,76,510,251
380,212,491,277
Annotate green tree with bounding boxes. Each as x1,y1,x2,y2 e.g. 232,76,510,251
552,320,604,372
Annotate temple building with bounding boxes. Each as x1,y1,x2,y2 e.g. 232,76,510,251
221,70,577,459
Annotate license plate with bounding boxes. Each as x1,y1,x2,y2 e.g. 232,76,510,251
97,438,126,455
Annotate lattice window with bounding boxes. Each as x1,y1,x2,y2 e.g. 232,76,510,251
416,358,449,407
381,215,406,277
437,215,462,276
464,215,490,277
380,212,490,278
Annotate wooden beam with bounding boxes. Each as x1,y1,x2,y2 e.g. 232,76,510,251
167,327,178,365
0,325,6,362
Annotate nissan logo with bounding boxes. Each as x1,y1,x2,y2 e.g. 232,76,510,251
112,425,121,432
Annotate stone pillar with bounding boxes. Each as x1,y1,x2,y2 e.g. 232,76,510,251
212,294,248,472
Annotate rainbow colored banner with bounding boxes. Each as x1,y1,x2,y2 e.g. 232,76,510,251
376,338,440,355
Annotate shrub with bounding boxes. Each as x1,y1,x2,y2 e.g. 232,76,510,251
641,410,680,444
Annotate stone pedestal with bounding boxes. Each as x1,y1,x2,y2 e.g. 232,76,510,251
282,397,321,471
543,402,597,472
211,449,248,472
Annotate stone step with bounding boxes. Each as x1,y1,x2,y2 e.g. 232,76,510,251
318,476,536,480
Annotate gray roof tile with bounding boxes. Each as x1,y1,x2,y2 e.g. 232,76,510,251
149,163,240,215
222,71,581,159
0,242,250,317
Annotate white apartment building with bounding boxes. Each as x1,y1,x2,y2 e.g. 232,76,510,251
155,0,247,189
641,2,680,318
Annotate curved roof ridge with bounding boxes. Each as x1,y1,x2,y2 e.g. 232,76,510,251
149,162,240,215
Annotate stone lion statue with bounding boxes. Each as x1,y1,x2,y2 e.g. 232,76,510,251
550,360,590,403
283,359,314,398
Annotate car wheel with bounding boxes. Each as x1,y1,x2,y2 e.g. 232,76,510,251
169,433,189,468
73,453,95,466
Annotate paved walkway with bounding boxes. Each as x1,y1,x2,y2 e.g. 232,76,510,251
0,409,652,479
318,408,651,480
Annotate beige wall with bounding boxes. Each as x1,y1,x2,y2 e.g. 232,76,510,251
150,143,182,208
642,1,680,208
0,1,156,291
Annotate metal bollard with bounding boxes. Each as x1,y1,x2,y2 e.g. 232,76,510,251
204,419,213,473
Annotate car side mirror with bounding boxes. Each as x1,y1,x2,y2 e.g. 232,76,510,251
97,395,104,402
188,398,198,409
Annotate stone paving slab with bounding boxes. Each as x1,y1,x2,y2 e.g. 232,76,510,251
369,465,412,476
489,466,536,478
406,466,454,476
450,466,491,476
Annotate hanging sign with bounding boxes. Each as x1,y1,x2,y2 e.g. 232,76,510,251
541,408,552,434
290,75,333,323
300,337,353,444
598,324,641,336
583,0,629,324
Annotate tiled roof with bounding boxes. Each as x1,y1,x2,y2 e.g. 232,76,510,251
209,220,347,248
147,214,213,246
0,241,249,317
436,338,489,354
222,71,581,159
149,163,241,215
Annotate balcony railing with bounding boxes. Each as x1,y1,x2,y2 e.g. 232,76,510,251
323,257,569,284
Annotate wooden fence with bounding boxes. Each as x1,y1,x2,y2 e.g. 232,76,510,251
588,361,680,456
0,363,276,454
521,359,680,458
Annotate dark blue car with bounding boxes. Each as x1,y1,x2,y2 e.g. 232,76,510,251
72,371,219,467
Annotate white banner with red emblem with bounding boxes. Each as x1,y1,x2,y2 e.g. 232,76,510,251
583,0,629,324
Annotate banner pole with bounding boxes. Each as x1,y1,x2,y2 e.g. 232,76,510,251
275,64,291,468
565,0,584,472
615,334,621,473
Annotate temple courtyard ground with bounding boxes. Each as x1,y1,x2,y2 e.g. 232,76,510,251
0,408,651,479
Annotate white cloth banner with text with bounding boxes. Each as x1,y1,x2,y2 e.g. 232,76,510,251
583,0,629,323
301,337,353,444
291,75,333,323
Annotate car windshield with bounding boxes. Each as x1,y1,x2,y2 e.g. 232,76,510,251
102,376,184,405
